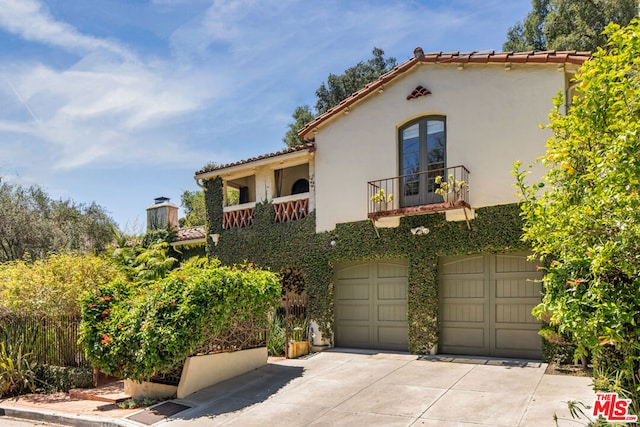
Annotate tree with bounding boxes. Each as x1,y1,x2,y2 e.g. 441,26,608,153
0,179,115,261
283,47,396,146
504,0,549,51
504,0,637,52
514,19,640,413
179,190,207,227
283,105,315,148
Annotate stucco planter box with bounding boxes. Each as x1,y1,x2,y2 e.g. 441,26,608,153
125,347,268,400
287,341,310,359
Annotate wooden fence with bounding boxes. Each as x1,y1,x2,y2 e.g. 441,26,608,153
0,313,89,368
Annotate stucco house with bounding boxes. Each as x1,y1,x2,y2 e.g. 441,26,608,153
174,48,590,360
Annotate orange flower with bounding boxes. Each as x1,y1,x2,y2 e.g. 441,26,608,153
101,334,111,345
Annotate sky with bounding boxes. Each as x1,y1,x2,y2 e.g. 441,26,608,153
0,0,531,232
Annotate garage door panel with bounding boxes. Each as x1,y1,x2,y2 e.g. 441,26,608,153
441,278,485,298
440,326,485,348
441,302,485,322
495,303,539,324
335,280,370,300
335,260,408,351
377,262,408,278
440,253,543,359
377,326,408,350
494,328,541,354
377,303,407,322
495,253,539,273
495,279,542,298
336,304,370,322
377,280,407,300
440,255,485,274
336,325,371,348
337,263,370,279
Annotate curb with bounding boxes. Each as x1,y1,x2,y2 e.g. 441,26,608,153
0,405,138,427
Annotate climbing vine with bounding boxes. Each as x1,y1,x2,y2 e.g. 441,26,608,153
202,178,526,352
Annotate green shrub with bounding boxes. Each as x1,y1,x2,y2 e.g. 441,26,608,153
539,327,576,364
0,343,37,397
33,365,93,393
268,314,285,356
80,257,281,381
0,253,125,316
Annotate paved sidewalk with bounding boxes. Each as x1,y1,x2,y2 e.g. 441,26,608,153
0,349,597,426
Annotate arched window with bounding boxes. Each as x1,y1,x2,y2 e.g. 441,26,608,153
291,178,309,195
399,116,446,207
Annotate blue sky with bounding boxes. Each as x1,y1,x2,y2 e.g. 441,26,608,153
0,0,531,232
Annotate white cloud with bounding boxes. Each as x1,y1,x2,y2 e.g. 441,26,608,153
0,0,135,60
0,57,224,170
0,0,229,171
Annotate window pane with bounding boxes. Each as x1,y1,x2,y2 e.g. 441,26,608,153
402,153,419,171
402,123,419,140
426,120,444,135
403,176,419,196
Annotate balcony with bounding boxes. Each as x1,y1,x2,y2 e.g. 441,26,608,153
223,193,310,230
368,165,470,219
273,193,310,223
224,203,256,229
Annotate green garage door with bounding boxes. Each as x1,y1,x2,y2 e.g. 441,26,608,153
439,253,543,359
334,260,408,351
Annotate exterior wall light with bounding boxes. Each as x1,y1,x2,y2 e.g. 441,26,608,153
411,226,430,235
210,233,220,246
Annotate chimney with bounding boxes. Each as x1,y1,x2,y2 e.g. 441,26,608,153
413,47,424,59
146,197,179,231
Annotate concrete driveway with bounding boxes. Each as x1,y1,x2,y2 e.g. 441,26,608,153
158,349,596,427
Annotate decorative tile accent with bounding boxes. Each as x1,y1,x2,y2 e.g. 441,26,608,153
407,85,431,100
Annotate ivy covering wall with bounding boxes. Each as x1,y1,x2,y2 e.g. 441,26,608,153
203,178,527,353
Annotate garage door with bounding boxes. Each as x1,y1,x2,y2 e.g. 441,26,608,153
334,260,408,351
439,253,543,359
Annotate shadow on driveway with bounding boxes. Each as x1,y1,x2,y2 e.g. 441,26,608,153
160,363,305,423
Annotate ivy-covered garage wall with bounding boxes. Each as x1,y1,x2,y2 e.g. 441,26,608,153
203,178,527,353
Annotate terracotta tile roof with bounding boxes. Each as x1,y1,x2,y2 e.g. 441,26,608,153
173,225,206,243
195,143,316,176
298,49,591,139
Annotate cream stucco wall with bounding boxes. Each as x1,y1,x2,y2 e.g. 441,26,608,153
313,63,570,232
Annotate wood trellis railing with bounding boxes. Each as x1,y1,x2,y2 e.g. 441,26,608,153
273,197,309,223
223,206,255,229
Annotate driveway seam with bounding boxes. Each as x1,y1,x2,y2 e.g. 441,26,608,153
410,362,479,425
305,354,417,422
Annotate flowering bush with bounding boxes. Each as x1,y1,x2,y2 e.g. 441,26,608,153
80,258,280,381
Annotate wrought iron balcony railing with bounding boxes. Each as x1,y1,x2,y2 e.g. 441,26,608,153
367,165,470,219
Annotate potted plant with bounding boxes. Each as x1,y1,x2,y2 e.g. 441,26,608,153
435,174,467,203
287,315,309,358
370,188,393,212
281,267,310,358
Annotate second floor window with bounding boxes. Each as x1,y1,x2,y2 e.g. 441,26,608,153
399,116,446,207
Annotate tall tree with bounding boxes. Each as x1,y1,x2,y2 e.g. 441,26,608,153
503,0,637,52
179,190,207,227
504,0,550,51
314,47,396,115
283,105,315,148
0,179,116,261
514,19,640,413
283,47,396,146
